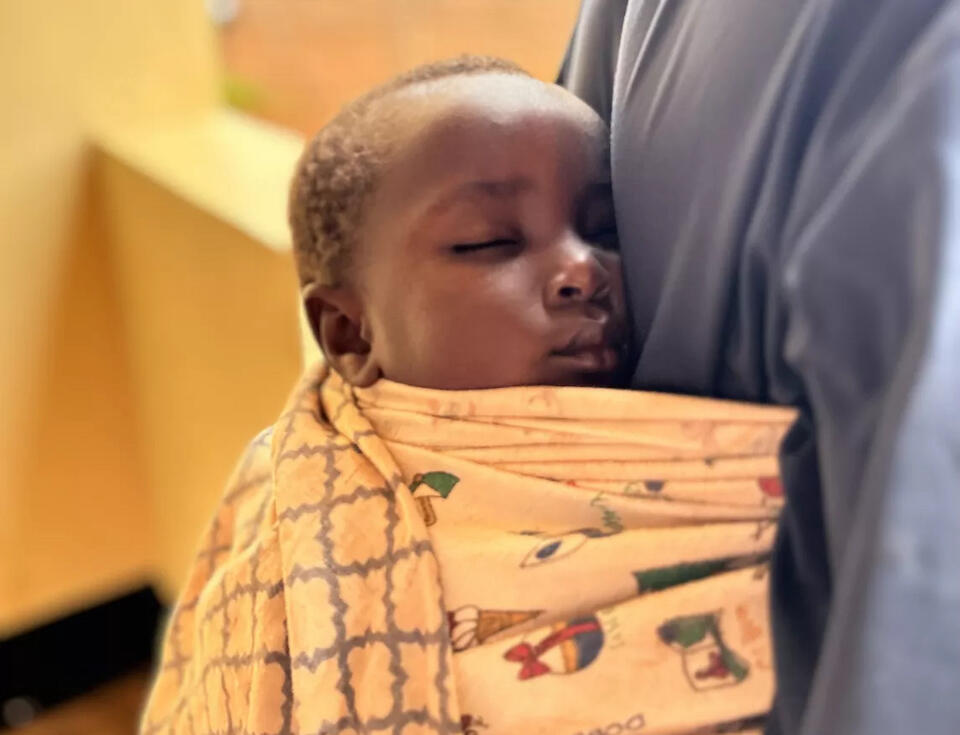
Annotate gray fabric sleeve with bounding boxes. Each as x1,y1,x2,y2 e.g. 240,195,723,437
556,0,627,123
781,20,960,732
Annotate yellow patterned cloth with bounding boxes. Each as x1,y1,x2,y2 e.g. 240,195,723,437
141,364,794,735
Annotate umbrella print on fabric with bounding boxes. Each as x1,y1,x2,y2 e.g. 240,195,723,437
409,471,459,526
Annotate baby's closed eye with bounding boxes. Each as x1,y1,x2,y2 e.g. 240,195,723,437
450,238,522,255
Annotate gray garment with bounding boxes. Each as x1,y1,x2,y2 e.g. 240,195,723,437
561,1,960,734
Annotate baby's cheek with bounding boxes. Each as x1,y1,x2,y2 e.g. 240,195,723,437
603,254,628,311
600,250,623,281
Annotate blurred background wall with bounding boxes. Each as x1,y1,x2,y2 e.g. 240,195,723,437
0,0,579,729
0,0,222,635
219,0,583,134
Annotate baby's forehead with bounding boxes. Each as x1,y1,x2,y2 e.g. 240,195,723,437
381,73,605,146
401,72,590,112
374,79,606,184
357,76,612,238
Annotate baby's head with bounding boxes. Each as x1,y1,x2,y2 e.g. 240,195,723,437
290,56,628,390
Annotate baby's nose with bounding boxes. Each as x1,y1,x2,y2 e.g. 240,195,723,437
544,238,610,308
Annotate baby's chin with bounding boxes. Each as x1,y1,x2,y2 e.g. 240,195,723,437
538,351,633,389
544,369,630,389
371,370,627,391
373,352,633,390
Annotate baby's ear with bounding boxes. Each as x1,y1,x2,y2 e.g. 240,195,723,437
301,282,381,386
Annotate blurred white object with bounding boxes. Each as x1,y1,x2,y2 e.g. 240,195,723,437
205,0,239,26
2,697,38,728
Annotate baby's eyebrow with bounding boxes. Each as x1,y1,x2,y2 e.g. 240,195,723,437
426,177,534,216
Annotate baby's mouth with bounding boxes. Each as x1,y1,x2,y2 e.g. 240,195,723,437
550,322,623,374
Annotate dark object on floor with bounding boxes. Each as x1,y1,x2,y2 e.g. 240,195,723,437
8,670,151,735
0,586,163,729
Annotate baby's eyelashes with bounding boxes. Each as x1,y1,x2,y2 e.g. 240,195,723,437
450,238,522,255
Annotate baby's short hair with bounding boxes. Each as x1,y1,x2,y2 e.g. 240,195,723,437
289,55,529,288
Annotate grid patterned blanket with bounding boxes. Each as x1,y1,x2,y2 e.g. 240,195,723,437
141,364,794,735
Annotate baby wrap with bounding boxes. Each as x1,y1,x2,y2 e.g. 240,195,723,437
141,364,793,735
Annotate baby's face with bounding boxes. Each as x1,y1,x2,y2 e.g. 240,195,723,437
353,74,628,389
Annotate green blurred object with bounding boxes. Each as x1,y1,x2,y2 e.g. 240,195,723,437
221,73,265,113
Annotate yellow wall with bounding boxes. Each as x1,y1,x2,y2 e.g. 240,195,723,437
0,0,221,633
98,154,300,599
1,156,154,633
